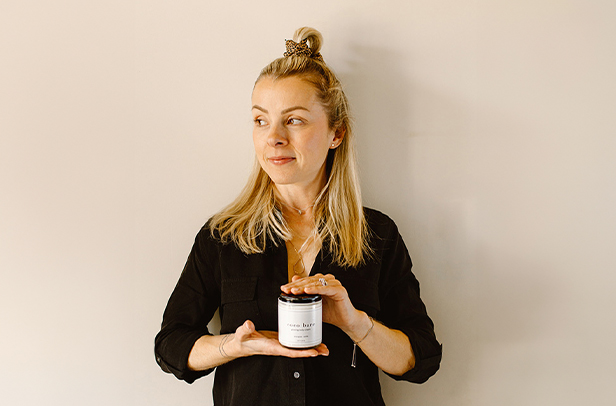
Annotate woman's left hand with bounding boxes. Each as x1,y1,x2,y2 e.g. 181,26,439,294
280,273,363,335
281,273,416,376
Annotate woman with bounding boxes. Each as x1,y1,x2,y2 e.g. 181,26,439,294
155,27,441,406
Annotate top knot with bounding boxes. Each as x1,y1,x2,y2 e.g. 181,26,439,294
283,38,324,62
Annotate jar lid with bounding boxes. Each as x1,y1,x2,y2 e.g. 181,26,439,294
279,293,322,303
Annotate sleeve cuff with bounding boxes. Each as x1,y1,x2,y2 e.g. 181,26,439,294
155,330,215,383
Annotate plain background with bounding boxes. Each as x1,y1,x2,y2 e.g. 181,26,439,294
1,1,615,405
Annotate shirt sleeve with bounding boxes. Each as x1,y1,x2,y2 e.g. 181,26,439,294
154,226,221,383
376,216,442,384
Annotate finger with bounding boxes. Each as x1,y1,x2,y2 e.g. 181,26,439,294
258,331,329,357
307,277,341,289
311,273,336,281
282,275,312,289
304,281,346,299
235,320,255,339
281,275,342,297
243,320,255,332
281,281,311,294
285,279,338,296
278,343,329,358
314,343,330,356
303,284,330,294
283,274,335,288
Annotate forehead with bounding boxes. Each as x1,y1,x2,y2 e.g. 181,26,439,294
252,76,319,109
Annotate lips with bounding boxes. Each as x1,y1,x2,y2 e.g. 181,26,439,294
268,156,296,165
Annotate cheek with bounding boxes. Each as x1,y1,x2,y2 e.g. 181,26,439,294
311,130,336,155
302,141,331,167
252,132,263,151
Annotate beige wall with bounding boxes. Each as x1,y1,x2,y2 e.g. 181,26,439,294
2,1,615,405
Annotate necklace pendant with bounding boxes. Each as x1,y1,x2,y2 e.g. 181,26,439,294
297,209,303,215
293,260,304,275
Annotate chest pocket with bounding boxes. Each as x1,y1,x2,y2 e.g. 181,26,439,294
338,276,381,316
220,277,263,333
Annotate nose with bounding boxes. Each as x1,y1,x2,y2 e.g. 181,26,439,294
267,123,288,147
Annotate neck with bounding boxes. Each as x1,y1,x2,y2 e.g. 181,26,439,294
280,200,314,216
274,183,324,218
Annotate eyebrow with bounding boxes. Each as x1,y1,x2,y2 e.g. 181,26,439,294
252,105,310,114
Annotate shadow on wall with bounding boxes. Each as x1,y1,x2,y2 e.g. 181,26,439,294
339,44,413,219
339,43,451,404
339,41,566,404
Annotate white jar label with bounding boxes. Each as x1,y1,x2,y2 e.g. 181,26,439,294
278,301,322,348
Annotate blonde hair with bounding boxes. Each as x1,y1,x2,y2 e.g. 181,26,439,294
209,27,371,267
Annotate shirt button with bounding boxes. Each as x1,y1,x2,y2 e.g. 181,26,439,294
293,371,300,379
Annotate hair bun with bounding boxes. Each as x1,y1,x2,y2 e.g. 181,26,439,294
293,27,323,57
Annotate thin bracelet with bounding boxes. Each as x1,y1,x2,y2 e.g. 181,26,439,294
351,316,374,368
219,334,232,358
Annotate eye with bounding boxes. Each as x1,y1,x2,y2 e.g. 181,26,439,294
254,118,267,126
287,117,303,125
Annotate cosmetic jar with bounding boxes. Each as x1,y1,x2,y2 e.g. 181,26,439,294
278,293,322,348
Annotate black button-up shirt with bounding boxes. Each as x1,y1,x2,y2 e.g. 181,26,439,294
155,208,442,406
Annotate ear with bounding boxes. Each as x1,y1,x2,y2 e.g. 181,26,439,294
330,126,346,149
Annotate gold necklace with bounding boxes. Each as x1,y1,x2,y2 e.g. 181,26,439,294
280,200,314,216
288,229,317,275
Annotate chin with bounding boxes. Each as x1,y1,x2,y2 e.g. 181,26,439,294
261,168,294,185
269,177,297,187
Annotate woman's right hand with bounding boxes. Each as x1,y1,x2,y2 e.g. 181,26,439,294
188,320,328,371
225,320,329,359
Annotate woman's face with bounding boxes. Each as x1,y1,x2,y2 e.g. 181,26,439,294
251,76,342,191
